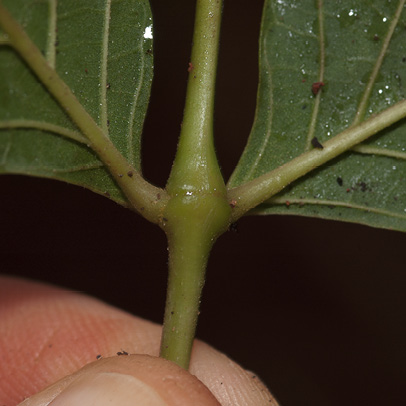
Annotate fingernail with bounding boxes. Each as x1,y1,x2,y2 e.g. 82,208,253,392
49,372,167,406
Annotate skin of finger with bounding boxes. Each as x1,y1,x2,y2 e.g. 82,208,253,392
0,276,277,406
18,355,221,406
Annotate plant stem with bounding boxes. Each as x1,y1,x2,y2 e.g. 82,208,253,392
160,0,230,368
0,3,168,224
228,99,406,222
165,0,224,194
160,194,230,368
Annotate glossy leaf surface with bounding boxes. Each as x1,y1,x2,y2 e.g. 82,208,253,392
229,0,406,231
0,0,153,206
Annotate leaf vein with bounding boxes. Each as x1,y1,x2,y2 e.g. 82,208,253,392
242,34,273,181
0,120,87,144
268,197,406,221
100,0,111,135
45,0,57,68
126,5,148,167
351,145,406,160
352,0,406,125
306,0,325,150
50,162,103,173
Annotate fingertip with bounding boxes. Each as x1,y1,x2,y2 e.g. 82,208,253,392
2,277,278,406
18,355,221,406
190,342,279,406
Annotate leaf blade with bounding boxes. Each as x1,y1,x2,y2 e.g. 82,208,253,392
0,0,153,205
229,0,406,231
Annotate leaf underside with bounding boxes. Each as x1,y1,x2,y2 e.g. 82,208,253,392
229,0,406,231
1,0,406,232
0,0,153,206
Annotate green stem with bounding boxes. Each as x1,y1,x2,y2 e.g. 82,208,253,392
0,3,168,223
165,0,224,194
160,194,230,369
228,99,406,222
160,0,230,368
160,221,208,369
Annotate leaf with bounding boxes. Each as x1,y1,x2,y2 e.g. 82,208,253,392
229,0,406,231
0,0,153,206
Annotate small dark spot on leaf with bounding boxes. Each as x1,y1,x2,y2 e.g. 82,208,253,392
107,119,110,126
54,40,59,46
373,34,379,41
127,171,133,177
359,181,367,192
302,104,307,109
312,81,325,95
157,193,161,200
85,68,88,74
118,173,123,178
285,200,291,207
106,83,111,89
163,217,168,222
402,57,406,63
337,176,343,186
146,49,152,55
188,62,194,72
311,137,324,149
171,311,175,315
96,354,102,360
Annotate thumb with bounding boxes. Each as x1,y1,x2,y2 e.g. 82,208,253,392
19,354,221,406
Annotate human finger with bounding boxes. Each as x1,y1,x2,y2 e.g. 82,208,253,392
18,354,220,406
0,276,278,406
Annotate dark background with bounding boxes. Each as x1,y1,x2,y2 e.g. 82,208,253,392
1,1,406,405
